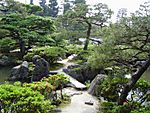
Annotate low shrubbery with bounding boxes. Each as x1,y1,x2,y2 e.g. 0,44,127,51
0,83,54,113
65,44,95,64
0,38,16,53
24,46,66,64
0,74,70,113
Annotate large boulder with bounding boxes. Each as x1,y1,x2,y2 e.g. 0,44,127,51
10,61,29,82
32,55,49,81
88,74,106,96
63,64,84,83
63,64,102,83
0,55,16,66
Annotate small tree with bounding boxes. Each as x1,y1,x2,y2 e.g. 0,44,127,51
63,3,113,50
0,14,55,57
88,1,150,106
48,0,59,17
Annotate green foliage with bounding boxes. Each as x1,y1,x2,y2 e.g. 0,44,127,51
98,77,128,102
66,44,83,55
0,83,55,113
0,37,16,53
24,46,65,64
41,74,70,89
24,74,70,103
48,0,59,17
131,106,150,113
100,79,150,113
101,102,150,113
0,0,27,15
24,4,43,15
62,2,113,49
0,13,55,57
65,44,95,63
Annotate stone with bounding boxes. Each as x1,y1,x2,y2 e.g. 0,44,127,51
10,61,29,81
63,64,102,83
0,55,16,66
88,74,105,96
32,55,49,81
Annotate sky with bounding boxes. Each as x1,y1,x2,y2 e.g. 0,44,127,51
16,0,149,21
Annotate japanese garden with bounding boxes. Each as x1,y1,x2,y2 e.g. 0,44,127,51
0,0,150,113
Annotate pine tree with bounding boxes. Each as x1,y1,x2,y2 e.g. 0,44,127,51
39,0,49,16
74,0,86,4
63,0,76,14
30,0,33,4
39,0,46,7
48,0,59,17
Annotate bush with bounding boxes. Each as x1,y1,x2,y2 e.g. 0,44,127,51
24,74,70,102
97,77,128,102
24,46,65,64
65,44,83,55
0,37,16,53
101,102,150,113
0,83,55,113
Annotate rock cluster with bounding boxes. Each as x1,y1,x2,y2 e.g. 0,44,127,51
9,55,49,82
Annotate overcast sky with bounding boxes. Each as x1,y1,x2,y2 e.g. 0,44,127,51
16,0,149,21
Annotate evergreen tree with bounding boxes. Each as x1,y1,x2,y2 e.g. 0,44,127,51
74,0,86,4
39,0,49,16
63,0,72,14
48,0,59,17
30,0,33,4
39,0,46,7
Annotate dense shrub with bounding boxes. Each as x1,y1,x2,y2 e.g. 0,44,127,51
0,83,54,113
24,74,70,101
0,38,16,53
0,74,70,113
24,46,65,64
97,77,128,102
65,44,95,64
101,102,150,113
65,44,83,55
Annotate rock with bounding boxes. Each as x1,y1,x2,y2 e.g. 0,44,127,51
32,55,49,81
63,64,102,83
88,74,105,96
0,55,16,66
63,67,84,83
10,61,29,82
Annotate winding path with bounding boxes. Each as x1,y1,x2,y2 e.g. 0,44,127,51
52,55,100,113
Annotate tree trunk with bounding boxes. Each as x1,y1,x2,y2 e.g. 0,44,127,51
19,39,26,58
118,56,150,105
83,22,91,50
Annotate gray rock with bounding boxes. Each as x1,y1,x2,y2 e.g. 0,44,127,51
63,68,84,83
63,64,102,83
0,55,16,66
32,55,49,81
10,61,29,81
88,74,105,96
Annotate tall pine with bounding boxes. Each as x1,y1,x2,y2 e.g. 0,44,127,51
30,0,33,4
48,0,59,17
39,0,50,16
74,0,86,4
